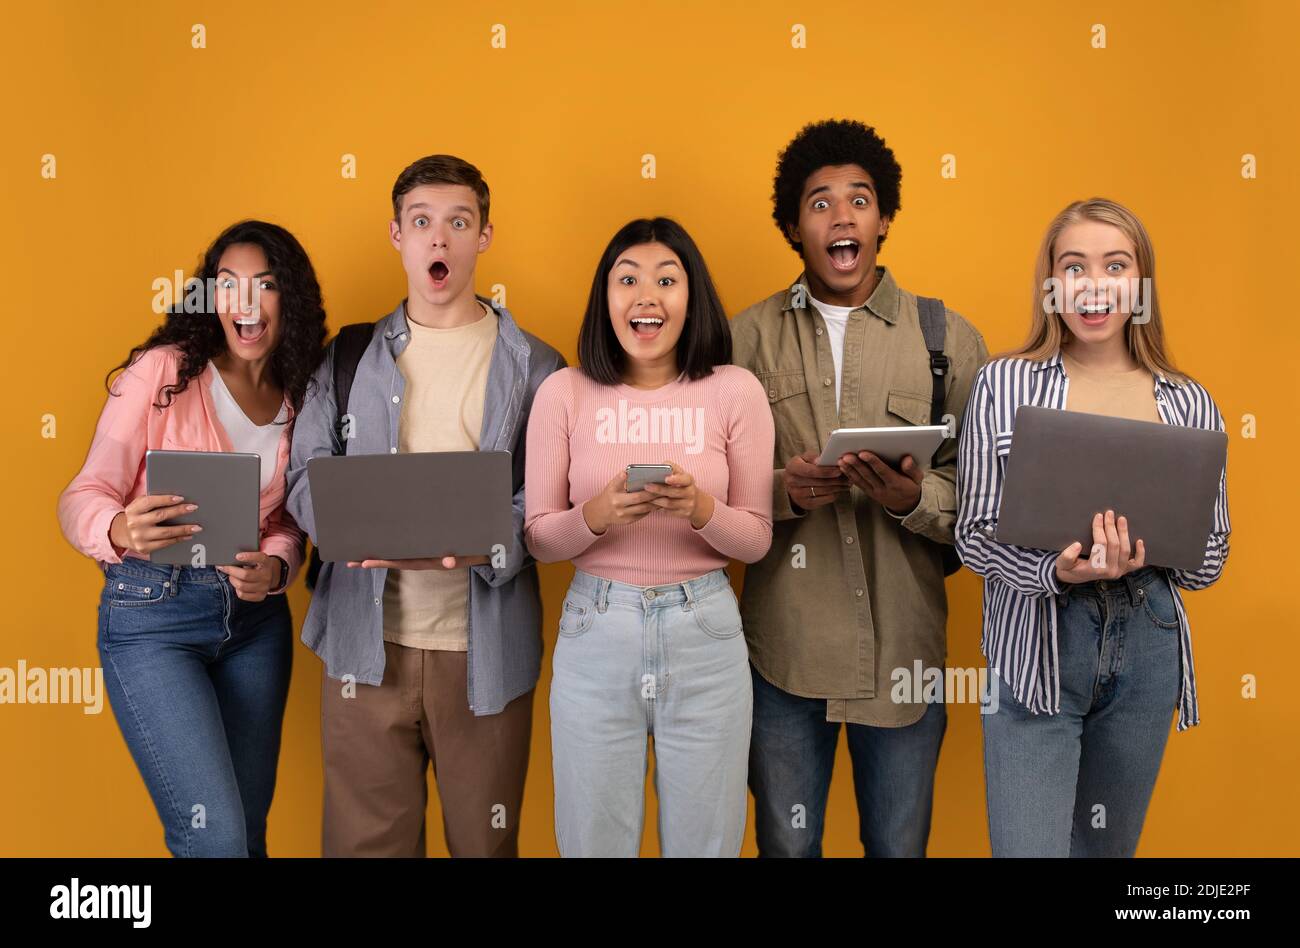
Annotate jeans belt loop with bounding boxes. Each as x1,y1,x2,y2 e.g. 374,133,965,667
168,564,181,595
597,577,610,614
681,579,697,611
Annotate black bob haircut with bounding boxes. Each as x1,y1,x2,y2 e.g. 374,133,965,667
577,217,732,386
772,118,903,256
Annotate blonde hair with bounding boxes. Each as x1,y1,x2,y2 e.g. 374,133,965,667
1001,197,1186,382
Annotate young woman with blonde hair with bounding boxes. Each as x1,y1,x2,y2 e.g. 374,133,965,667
955,198,1230,857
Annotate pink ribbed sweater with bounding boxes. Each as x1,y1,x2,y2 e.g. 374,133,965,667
524,365,775,586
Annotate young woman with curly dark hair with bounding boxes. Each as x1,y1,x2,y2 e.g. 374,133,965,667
57,219,327,857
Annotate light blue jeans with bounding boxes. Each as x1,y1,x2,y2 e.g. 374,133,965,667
549,567,752,857
981,565,1182,857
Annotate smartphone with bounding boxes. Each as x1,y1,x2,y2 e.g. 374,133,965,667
626,464,672,492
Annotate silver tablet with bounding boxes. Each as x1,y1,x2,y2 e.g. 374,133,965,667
144,449,261,566
817,425,948,467
307,450,514,562
996,406,1227,572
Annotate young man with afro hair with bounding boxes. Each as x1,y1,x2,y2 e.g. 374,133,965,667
730,119,988,857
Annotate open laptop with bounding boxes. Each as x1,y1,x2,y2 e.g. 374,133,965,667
996,406,1227,572
307,450,514,563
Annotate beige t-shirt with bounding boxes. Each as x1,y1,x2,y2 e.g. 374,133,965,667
382,301,497,651
1062,350,1161,423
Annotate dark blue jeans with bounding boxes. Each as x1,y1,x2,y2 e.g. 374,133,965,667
981,565,1181,857
97,559,293,857
748,665,947,857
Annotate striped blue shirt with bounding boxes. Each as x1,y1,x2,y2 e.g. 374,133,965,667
955,352,1231,731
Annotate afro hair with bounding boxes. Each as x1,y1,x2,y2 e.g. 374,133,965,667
772,119,902,256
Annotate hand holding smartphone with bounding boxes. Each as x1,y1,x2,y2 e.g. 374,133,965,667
625,464,672,492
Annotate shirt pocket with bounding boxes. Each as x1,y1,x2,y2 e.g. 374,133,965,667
756,370,814,465
885,389,933,426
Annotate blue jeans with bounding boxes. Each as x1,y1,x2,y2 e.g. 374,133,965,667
748,667,947,857
96,559,293,857
981,565,1181,857
549,568,752,857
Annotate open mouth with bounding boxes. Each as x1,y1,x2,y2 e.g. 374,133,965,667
1076,301,1113,325
826,237,861,272
428,260,450,288
629,316,665,339
233,315,267,344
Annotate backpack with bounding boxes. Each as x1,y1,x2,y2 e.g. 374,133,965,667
304,322,376,591
915,296,963,577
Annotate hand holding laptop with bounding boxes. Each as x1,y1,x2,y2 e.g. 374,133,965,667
1052,509,1148,585
347,554,490,570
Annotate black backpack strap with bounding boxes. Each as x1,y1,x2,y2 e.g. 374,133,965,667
305,322,373,592
330,322,375,449
915,297,949,426
915,296,964,576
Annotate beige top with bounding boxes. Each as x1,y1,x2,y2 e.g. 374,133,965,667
382,301,497,651
1062,349,1160,422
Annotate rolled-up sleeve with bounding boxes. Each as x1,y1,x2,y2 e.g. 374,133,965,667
57,351,162,563
1170,390,1230,590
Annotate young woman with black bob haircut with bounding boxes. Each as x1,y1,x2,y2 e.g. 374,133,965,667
524,217,775,856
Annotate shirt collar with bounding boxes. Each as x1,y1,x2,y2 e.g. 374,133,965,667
381,295,530,365
782,265,899,325
1039,348,1183,390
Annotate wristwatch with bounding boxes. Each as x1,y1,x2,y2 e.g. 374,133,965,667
269,555,290,594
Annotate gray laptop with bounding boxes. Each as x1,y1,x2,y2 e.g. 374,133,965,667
307,451,514,562
996,406,1226,572
145,450,261,566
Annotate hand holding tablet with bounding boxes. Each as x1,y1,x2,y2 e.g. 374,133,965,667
815,425,948,467
144,450,261,566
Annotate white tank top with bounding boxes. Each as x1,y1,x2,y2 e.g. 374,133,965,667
208,362,289,491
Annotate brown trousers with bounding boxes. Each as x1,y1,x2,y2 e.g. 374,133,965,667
321,641,533,857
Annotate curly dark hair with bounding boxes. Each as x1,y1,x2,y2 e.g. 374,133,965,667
105,220,328,419
772,119,903,256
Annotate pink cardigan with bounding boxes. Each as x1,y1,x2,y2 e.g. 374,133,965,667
57,344,306,585
524,365,774,586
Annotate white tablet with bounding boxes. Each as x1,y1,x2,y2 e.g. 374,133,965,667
816,426,948,467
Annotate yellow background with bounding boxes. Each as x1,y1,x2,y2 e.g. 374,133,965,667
2,0,1295,856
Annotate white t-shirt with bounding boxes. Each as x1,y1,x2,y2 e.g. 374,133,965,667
808,294,856,413
208,362,289,491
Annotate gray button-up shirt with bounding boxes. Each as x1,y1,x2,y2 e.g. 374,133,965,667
285,297,566,715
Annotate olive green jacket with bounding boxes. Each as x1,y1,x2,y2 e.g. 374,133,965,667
730,266,988,725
